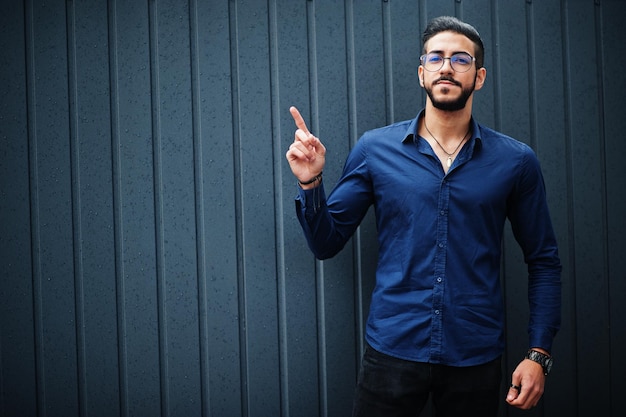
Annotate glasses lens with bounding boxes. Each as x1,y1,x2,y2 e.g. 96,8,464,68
422,53,443,71
421,53,474,72
450,53,473,72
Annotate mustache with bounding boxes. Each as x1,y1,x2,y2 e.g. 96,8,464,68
434,76,462,87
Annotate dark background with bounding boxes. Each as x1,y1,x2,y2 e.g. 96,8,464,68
1,0,625,416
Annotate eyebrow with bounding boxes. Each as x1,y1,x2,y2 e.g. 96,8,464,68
426,50,472,56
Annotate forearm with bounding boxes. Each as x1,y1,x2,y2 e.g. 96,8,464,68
527,267,562,352
295,183,350,259
295,174,372,259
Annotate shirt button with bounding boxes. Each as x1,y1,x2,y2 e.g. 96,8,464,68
438,242,444,248
440,210,445,216
435,310,440,315
437,277,442,283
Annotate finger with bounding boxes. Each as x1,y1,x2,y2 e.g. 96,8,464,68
506,383,521,402
287,141,308,159
288,140,323,164
286,146,306,164
507,385,541,410
294,128,311,144
290,106,311,136
293,128,324,157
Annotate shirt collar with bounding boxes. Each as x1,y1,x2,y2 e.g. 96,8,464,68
402,109,483,150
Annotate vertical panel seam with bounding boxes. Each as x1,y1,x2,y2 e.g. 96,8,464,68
490,0,502,132
187,0,210,415
382,0,393,124
344,0,365,369
25,0,45,414
228,1,250,415
307,1,319,133
148,1,169,415
345,1,358,148
107,0,129,415
560,1,579,409
65,1,87,415
417,1,427,108
267,0,289,414
524,5,544,414
305,2,329,416
490,0,511,376
525,2,538,151
593,4,611,410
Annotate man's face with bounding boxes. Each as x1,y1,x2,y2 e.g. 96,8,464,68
419,31,486,111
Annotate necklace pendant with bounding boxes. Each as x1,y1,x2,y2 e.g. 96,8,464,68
447,157,452,168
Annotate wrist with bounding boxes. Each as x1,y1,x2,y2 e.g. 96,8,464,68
529,347,550,356
525,348,553,375
298,172,323,189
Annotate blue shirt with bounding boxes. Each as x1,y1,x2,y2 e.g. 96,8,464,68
295,110,561,367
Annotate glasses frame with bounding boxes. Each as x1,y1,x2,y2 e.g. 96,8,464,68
419,52,476,73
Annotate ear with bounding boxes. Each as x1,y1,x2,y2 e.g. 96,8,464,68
474,67,487,91
418,66,425,87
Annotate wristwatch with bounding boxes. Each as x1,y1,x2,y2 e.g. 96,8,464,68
525,349,553,375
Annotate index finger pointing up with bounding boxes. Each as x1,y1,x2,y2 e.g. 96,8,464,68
289,106,311,136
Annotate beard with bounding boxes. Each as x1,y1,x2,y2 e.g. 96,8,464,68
424,74,476,111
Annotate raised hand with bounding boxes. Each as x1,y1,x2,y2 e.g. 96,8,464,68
285,106,326,188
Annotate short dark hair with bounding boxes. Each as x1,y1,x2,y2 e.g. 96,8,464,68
422,16,485,69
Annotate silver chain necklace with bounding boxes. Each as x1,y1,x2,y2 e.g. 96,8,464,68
424,120,471,168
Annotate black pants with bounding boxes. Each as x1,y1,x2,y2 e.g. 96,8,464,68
353,344,502,417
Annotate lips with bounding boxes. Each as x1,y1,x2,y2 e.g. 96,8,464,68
435,77,461,87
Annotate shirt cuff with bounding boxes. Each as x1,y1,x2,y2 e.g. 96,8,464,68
296,181,327,216
529,328,556,354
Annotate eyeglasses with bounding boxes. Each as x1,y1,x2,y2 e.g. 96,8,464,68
420,52,476,73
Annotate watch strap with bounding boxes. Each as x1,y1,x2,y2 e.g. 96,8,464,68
525,349,553,375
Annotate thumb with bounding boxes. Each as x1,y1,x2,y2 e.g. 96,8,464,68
507,382,521,401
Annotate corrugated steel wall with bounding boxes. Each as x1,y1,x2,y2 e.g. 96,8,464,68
1,1,624,416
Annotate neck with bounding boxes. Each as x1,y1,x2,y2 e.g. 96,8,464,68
423,101,473,142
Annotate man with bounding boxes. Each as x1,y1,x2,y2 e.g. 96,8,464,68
286,16,561,417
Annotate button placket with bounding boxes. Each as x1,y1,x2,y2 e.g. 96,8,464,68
430,178,450,361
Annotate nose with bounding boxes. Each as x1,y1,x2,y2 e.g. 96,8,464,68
440,57,454,72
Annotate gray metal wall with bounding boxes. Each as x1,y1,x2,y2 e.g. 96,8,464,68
1,1,625,416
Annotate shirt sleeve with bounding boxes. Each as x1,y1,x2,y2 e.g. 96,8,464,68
507,149,562,353
295,137,374,260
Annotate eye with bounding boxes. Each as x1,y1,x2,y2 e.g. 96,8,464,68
451,53,472,65
427,54,443,64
